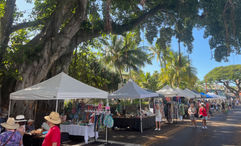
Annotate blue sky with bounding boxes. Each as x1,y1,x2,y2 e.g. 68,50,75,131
16,0,241,81
142,28,241,80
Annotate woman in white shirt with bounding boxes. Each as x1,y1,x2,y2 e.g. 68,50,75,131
155,104,162,131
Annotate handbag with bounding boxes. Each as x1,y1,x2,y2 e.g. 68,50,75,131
2,131,16,146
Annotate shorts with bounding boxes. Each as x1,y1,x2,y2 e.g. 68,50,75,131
202,116,208,120
156,115,162,122
190,115,196,120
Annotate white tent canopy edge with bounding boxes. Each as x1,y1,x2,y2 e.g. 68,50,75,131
9,72,108,116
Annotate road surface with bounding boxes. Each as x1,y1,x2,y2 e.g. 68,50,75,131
151,106,241,146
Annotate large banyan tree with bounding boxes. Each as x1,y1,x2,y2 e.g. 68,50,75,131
0,0,241,116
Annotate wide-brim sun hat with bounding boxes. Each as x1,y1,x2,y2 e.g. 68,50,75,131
44,112,61,125
15,115,27,122
1,117,19,130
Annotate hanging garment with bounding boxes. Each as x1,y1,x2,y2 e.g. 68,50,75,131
94,115,100,132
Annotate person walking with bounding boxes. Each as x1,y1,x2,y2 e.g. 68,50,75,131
221,101,225,112
199,103,208,129
155,104,162,131
178,102,185,122
188,103,197,127
42,112,61,146
0,117,22,146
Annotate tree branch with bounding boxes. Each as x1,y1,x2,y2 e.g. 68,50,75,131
11,19,44,32
220,80,239,97
112,4,167,34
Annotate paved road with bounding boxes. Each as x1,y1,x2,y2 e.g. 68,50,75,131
151,106,241,146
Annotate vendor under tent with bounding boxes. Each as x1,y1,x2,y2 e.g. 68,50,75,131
184,88,201,98
156,85,178,97
108,79,159,133
9,72,109,144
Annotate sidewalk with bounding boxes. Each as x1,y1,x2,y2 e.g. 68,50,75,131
63,110,226,146
62,120,189,146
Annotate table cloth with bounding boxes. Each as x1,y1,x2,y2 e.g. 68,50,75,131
60,124,98,143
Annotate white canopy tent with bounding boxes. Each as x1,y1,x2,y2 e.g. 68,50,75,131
108,79,159,133
175,88,195,99
156,85,178,97
184,89,201,98
9,72,108,115
108,79,159,99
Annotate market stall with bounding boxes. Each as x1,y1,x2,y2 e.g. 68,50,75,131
108,79,159,133
156,85,178,123
9,72,109,144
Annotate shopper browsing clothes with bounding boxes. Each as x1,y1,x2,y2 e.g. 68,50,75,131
42,112,61,146
155,104,162,131
199,103,208,129
0,117,23,145
188,103,197,127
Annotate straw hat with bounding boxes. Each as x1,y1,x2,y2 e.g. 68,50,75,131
44,112,61,124
15,115,27,122
1,118,19,130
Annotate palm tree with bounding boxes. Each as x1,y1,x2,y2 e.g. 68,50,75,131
149,43,173,69
100,32,151,82
160,51,198,88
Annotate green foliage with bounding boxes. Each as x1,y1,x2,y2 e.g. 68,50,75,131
0,1,5,18
33,0,57,20
68,41,120,92
204,64,241,97
199,0,241,61
204,65,241,83
131,70,160,91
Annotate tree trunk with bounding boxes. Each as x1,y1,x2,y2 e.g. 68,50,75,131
177,39,181,87
10,50,74,120
0,76,16,108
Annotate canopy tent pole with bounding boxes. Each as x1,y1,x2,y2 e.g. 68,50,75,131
148,98,150,109
8,100,11,118
140,99,143,133
106,98,109,144
55,99,59,112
